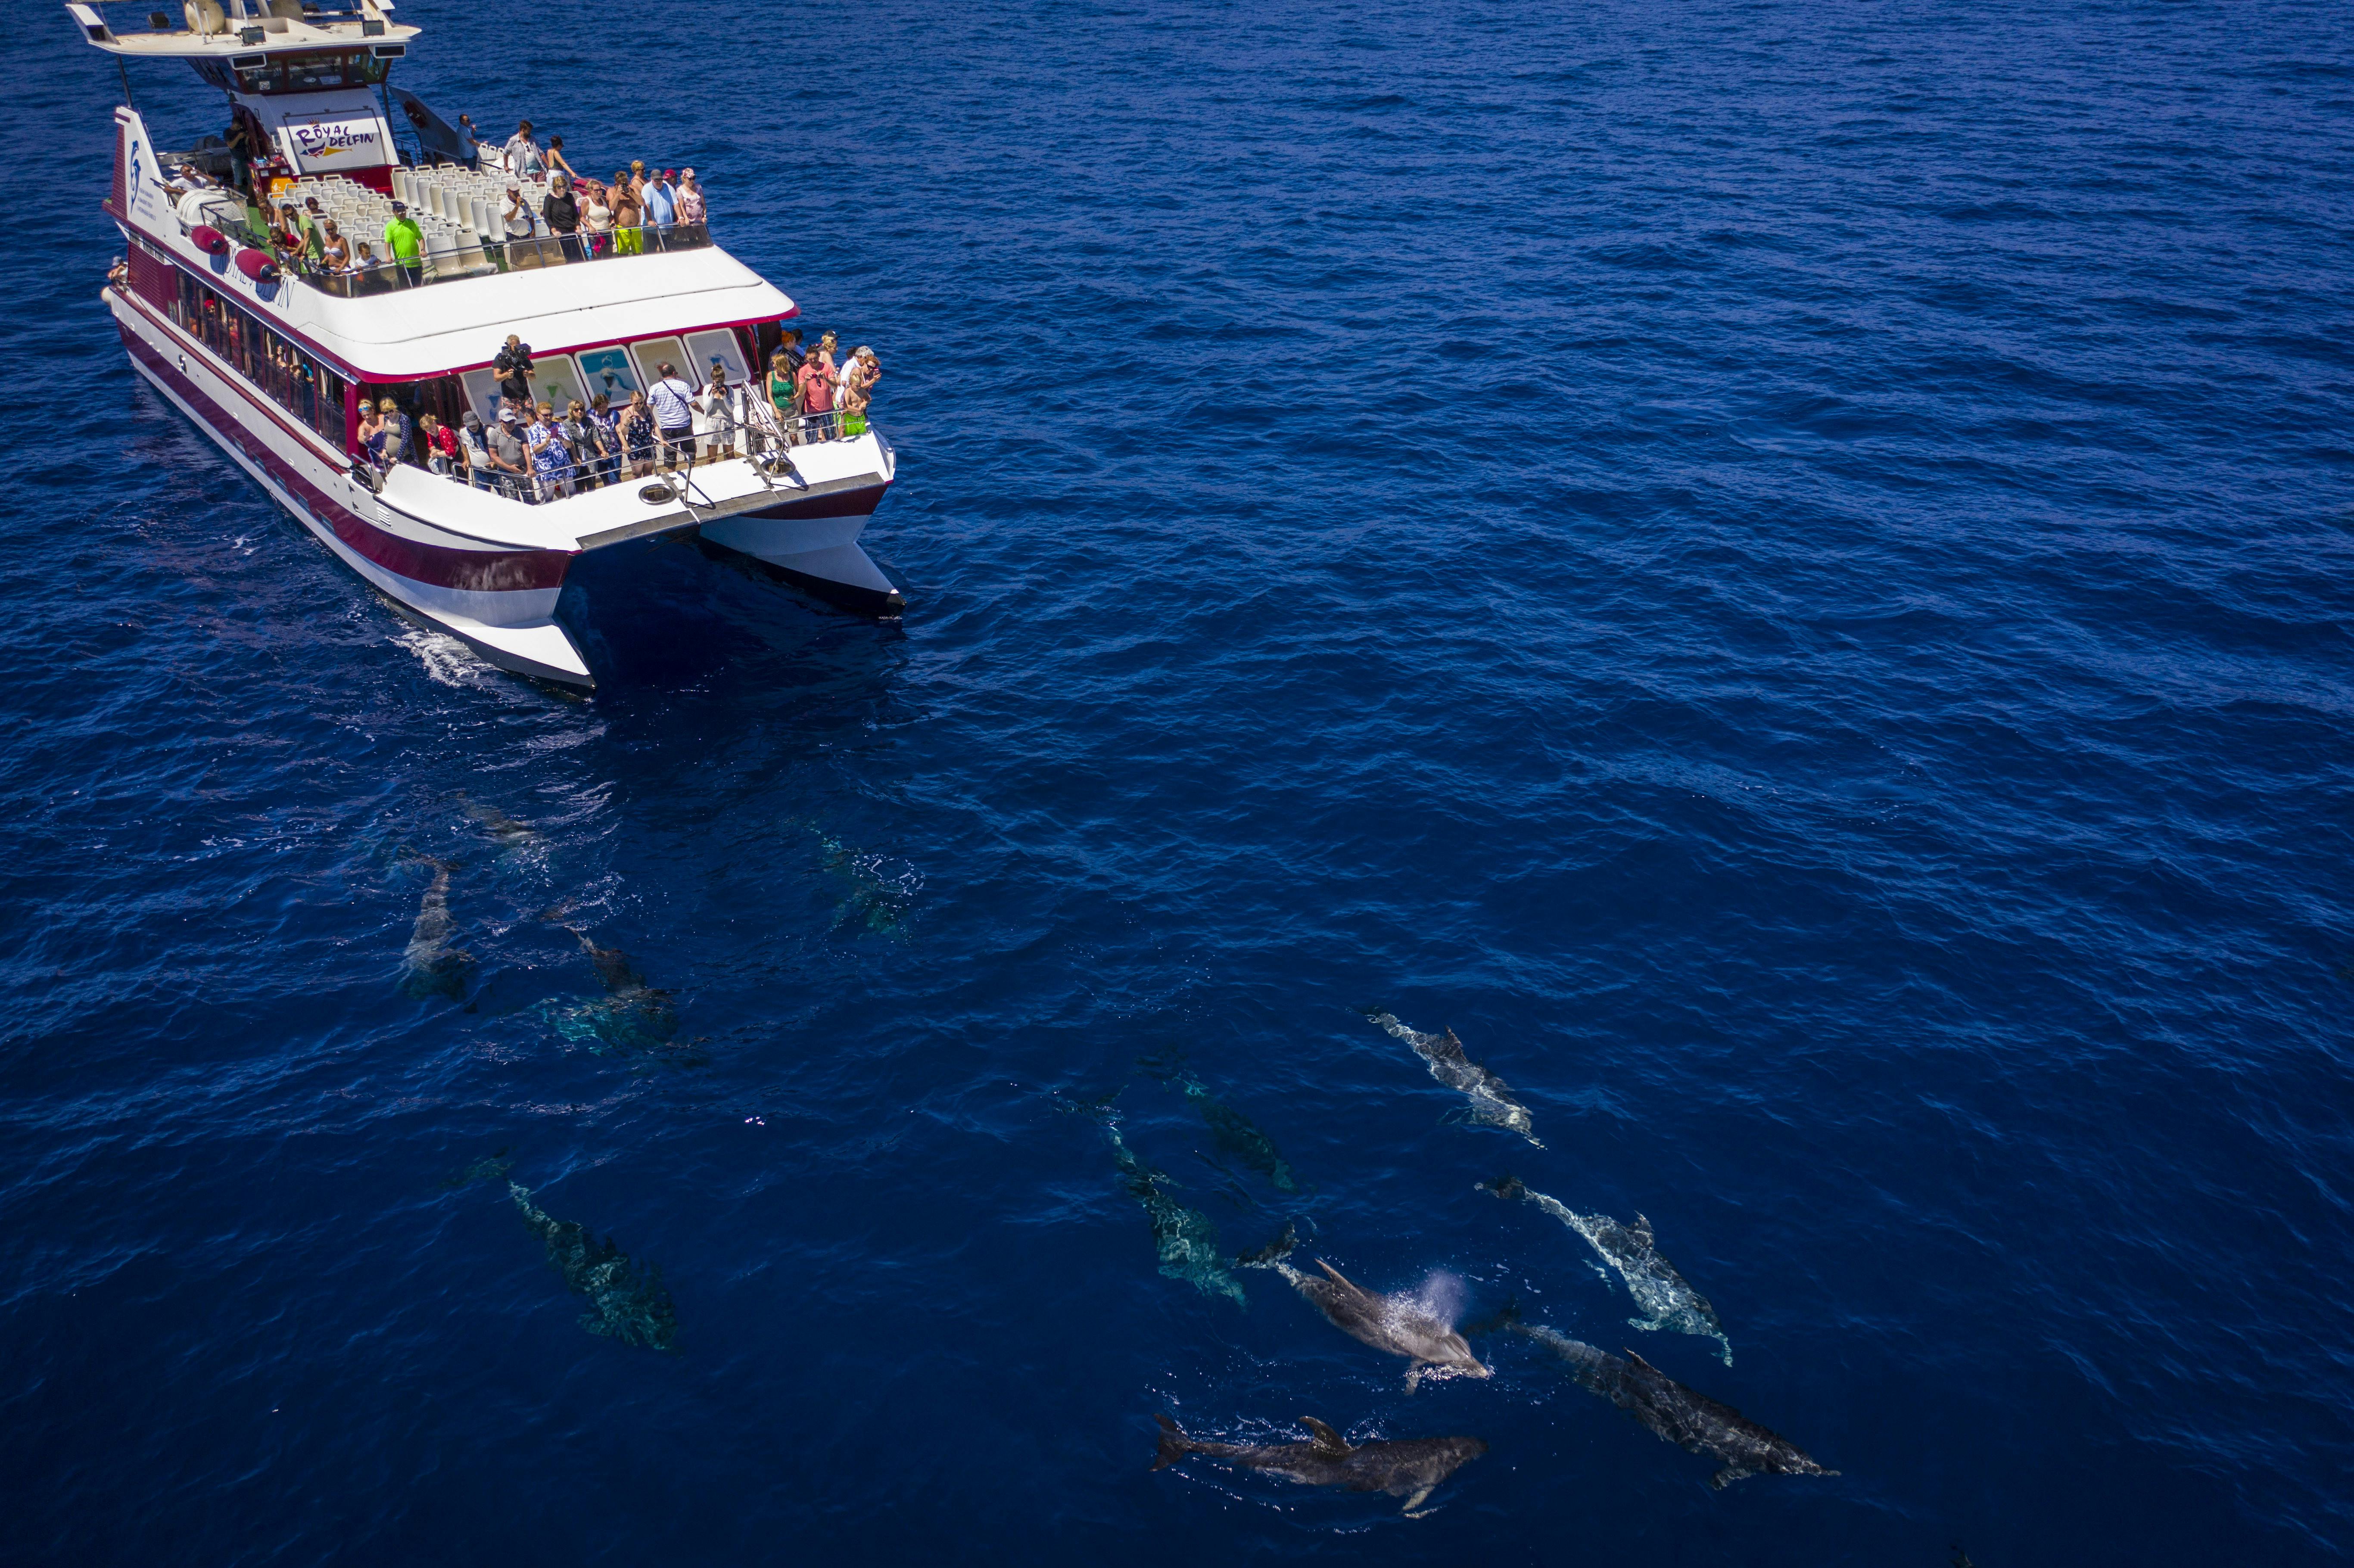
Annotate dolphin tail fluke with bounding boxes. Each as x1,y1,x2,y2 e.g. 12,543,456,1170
1151,1414,1192,1471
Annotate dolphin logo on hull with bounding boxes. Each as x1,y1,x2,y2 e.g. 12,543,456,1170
1244,1232,1489,1390
1491,1308,1833,1489
1484,1175,1731,1363
399,857,472,999
508,1180,679,1351
1152,1414,1486,1517
1368,1012,1541,1145
1065,1097,1248,1307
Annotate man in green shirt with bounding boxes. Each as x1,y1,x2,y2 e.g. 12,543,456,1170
382,200,425,287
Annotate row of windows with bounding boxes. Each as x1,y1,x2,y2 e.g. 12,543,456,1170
172,273,350,451
193,48,393,96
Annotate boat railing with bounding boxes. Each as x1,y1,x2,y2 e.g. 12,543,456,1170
291,223,716,297
359,410,867,507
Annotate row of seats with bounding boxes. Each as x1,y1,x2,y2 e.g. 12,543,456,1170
392,164,557,246
287,172,494,276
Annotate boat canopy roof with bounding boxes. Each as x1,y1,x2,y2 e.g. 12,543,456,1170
273,246,797,380
65,0,419,60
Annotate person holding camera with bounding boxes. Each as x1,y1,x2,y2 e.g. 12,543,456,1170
493,335,535,412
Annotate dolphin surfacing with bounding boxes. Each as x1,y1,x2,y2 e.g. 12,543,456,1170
1245,1235,1489,1389
1503,1313,1833,1489
1483,1176,1731,1364
1368,1012,1541,1145
1152,1414,1486,1517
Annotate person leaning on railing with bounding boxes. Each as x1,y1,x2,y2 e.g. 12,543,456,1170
485,406,532,499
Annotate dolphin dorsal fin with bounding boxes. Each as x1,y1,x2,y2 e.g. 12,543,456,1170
1300,1417,1350,1456
1435,1028,1470,1061
1314,1257,1358,1289
1630,1213,1654,1245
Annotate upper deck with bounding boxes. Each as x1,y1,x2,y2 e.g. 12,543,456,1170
111,106,794,382
66,0,419,61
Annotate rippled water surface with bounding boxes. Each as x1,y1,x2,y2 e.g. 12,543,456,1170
10,1,2354,1562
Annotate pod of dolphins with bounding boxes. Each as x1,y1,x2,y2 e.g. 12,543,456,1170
1097,1012,1837,1516
406,804,1835,1512
405,800,701,1350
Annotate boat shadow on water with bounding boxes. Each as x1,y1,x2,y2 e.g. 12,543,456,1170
553,532,909,691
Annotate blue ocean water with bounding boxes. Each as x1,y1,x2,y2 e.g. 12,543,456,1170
7,0,2354,1561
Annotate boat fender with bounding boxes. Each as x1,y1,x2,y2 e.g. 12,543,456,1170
190,225,231,255
234,247,280,284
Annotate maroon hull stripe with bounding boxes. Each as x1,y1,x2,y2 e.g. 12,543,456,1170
118,316,574,594
741,484,893,522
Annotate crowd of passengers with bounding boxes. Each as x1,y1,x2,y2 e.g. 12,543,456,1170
355,329,882,502
171,114,709,281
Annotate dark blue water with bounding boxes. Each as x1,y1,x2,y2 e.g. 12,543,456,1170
10,1,2354,1562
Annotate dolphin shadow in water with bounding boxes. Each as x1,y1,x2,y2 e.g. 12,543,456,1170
1367,1011,1541,1146
1483,1175,1731,1364
1061,1094,1249,1307
1152,1414,1487,1518
1241,1228,1490,1390
1479,1303,1833,1489
399,856,473,1000
508,1179,679,1351
1140,1052,1299,1194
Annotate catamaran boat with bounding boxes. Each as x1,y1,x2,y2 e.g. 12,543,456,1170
72,0,900,689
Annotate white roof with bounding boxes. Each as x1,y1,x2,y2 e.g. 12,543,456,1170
276,246,796,378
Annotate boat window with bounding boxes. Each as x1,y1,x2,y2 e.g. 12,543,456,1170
575,345,641,403
682,329,750,387
172,271,346,449
196,48,392,94
627,337,688,389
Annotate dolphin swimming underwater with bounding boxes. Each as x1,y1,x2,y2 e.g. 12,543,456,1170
456,793,542,850
1491,1307,1832,1489
1367,1012,1541,1146
816,831,918,934
543,921,679,1053
1483,1175,1731,1364
1242,1232,1489,1390
508,1180,679,1351
1152,1414,1487,1517
1064,1098,1248,1307
1143,1055,1298,1193
399,857,473,999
